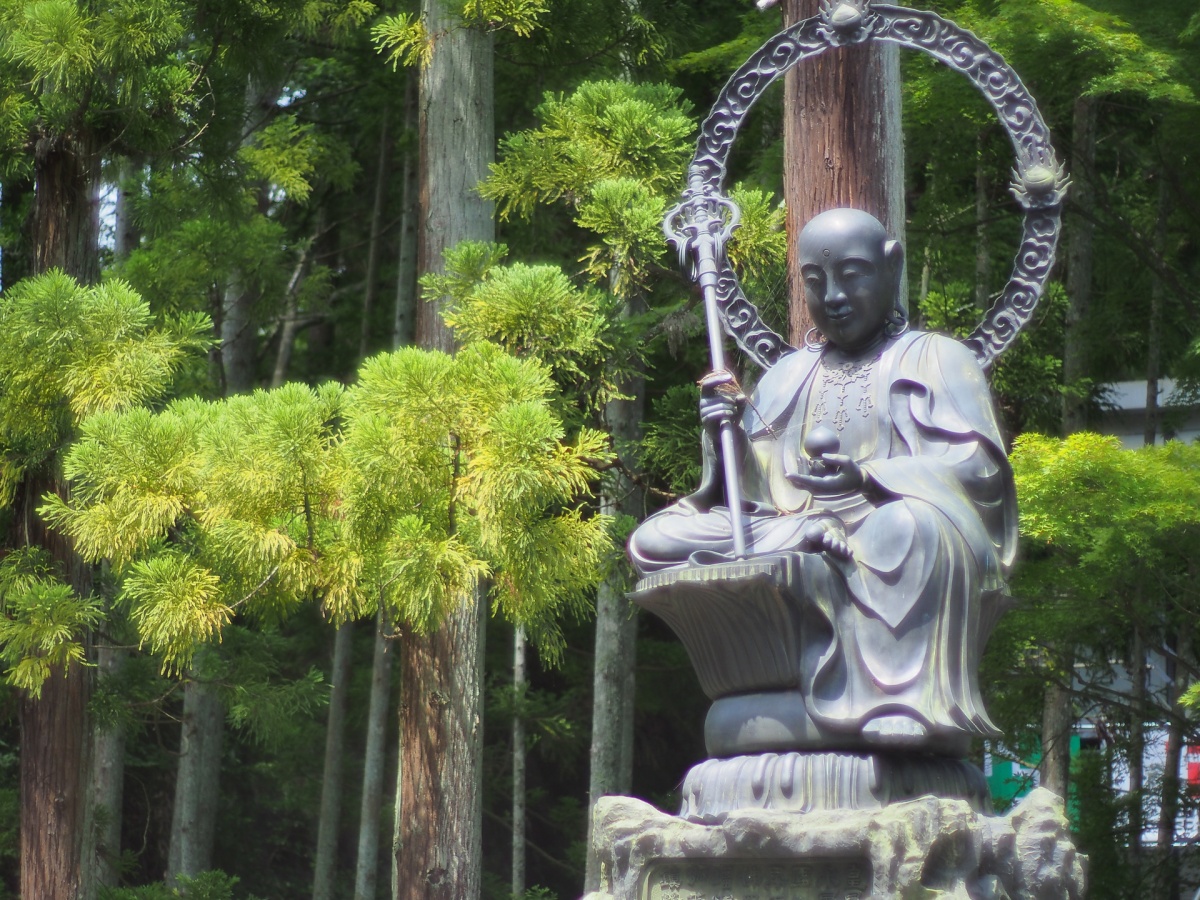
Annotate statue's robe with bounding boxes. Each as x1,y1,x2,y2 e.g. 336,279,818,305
629,330,1017,744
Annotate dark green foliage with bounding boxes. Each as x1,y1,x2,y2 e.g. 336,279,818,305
1072,748,1136,899
640,383,702,495
100,870,261,900
0,732,15,900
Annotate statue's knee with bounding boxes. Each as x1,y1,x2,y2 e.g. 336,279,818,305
628,519,667,560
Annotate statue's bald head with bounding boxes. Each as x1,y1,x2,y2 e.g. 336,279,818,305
798,209,890,262
798,208,904,352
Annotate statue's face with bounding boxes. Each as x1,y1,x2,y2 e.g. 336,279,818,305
799,212,898,353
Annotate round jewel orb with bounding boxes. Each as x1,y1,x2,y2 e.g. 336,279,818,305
830,3,865,30
1022,165,1058,195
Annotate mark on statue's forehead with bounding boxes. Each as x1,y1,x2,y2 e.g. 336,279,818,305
823,249,830,257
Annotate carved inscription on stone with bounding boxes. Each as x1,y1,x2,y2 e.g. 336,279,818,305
639,858,871,900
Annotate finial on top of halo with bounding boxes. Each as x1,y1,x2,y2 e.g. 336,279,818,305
1009,155,1070,210
817,0,878,44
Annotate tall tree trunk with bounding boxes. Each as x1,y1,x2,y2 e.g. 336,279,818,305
220,271,258,393
19,128,102,900
167,667,223,880
31,135,101,284
313,622,355,900
395,598,487,900
511,626,526,899
354,614,393,900
394,5,493,898
112,158,142,262
220,77,278,394
1127,623,1145,874
1155,626,1192,899
1039,671,1073,798
91,633,126,891
1061,94,1097,434
411,0,494,351
92,188,136,888
19,660,93,900
583,309,644,894
393,75,420,351
781,0,904,343
360,106,392,361
1040,97,1099,803
271,240,314,389
1144,173,1169,446
974,131,991,311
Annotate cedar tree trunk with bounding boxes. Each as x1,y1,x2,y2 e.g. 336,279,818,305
394,2,494,897
781,0,904,342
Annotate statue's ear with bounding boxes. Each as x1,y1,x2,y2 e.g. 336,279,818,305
883,239,904,287
884,240,904,274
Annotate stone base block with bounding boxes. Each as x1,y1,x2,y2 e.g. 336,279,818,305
586,788,1085,900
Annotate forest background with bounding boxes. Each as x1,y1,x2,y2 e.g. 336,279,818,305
2,0,1200,898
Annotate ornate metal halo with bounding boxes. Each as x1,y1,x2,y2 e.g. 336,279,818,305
664,1,1068,372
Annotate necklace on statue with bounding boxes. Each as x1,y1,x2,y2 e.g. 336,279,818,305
811,348,882,432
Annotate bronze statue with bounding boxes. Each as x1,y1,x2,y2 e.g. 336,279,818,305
630,209,1017,757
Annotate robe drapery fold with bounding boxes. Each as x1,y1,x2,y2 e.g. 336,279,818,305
629,331,1017,743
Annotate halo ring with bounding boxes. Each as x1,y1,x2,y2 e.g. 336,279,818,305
668,2,1066,371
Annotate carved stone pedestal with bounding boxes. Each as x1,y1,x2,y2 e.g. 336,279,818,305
585,788,1085,900
679,752,990,820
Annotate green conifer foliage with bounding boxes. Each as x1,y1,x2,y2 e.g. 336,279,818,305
341,342,611,660
373,0,550,70
484,81,693,215
45,333,610,674
0,271,210,696
432,240,629,418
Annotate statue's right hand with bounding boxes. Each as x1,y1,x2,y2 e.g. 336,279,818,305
698,370,744,428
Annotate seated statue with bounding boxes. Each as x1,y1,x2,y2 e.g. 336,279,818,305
629,208,1017,755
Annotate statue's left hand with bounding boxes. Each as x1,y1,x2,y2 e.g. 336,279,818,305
789,454,864,496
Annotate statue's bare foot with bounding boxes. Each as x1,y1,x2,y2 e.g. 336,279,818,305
799,520,853,560
819,529,852,560
862,714,928,747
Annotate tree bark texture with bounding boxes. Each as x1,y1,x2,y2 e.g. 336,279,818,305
511,627,526,899
974,131,991,311
270,241,314,389
1038,668,1073,799
360,105,392,361
313,622,355,900
1061,94,1097,435
583,379,644,895
167,673,223,880
781,0,904,343
1154,626,1192,898
221,77,279,395
1144,174,1169,446
20,118,101,900
13,490,93,900
393,75,420,351
112,158,142,262
395,7,494,898
414,0,494,351
354,616,393,900
31,133,101,284
19,662,92,900
91,640,127,890
1127,624,1145,868
395,597,486,900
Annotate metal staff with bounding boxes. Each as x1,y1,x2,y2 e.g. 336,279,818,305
664,183,748,560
